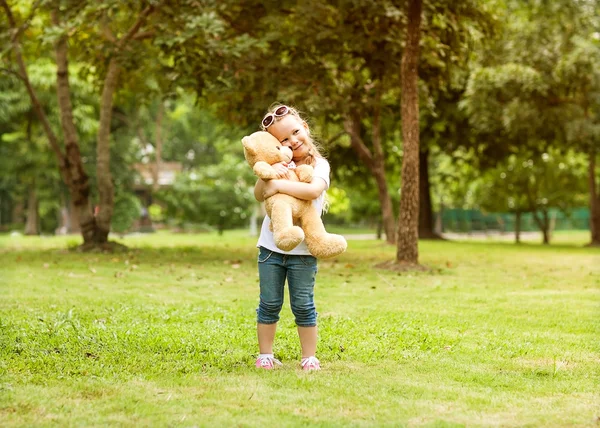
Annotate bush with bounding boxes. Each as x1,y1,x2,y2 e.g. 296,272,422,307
111,192,142,234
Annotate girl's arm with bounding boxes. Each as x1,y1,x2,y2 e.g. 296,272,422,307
262,178,327,201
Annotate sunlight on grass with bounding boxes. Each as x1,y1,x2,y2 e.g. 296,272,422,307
0,231,598,426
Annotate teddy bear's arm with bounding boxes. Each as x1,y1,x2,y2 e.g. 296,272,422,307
294,164,314,183
253,161,279,180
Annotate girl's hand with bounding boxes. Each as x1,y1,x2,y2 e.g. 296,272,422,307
262,180,280,199
272,162,290,179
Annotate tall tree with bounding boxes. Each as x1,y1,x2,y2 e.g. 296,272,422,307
394,0,423,265
462,0,600,246
187,0,493,247
555,33,600,246
1,1,156,248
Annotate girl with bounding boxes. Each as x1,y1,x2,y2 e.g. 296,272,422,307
253,104,331,371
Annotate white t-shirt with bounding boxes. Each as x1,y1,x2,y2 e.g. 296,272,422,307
256,157,330,255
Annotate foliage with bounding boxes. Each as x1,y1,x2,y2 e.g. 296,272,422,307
148,203,164,222
475,150,586,213
111,191,142,234
0,64,66,232
156,154,255,233
472,149,588,242
461,0,600,156
1,0,597,240
343,182,400,227
428,146,481,210
555,34,600,152
324,186,350,217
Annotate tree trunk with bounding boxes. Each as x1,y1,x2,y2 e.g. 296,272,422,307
68,198,81,233
53,11,97,242
3,2,98,244
514,211,521,244
542,212,550,244
532,209,551,245
94,58,121,242
343,116,396,244
12,200,24,225
3,1,153,250
153,101,164,192
396,0,422,264
374,165,396,244
588,148,600,246
418,147,441,239
371,95,396,244
24,186,39,235
93,4,155,243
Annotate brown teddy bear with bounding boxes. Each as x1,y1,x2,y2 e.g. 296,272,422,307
242,131,347,259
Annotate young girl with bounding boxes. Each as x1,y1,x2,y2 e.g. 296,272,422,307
253,104,331,371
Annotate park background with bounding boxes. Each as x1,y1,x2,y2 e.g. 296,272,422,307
1,0,599,426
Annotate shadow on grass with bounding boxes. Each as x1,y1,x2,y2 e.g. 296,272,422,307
4,244,260,265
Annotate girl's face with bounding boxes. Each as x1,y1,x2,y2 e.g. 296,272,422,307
268,115,311,162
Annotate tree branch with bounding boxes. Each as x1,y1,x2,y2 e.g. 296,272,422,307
100,14,117,43
343,115,373,167
3,0,43,43
132,30,156,40
116,5,156,51
326,131,346,146
0,67,25,81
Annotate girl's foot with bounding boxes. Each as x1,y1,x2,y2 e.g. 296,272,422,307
301,356,320,371
255,354,282,369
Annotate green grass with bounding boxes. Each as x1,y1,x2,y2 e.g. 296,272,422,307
1,230,599,426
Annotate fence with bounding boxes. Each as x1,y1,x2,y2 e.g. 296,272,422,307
439,208,590,234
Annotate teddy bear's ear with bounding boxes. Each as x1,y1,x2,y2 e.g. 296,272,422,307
241,137,254,154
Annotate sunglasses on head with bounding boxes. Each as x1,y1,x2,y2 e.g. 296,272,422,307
261,105,290,129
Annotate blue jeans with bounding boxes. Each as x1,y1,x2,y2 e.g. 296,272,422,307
256,246,318,327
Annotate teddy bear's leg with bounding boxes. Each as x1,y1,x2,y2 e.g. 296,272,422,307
270,201,305,251
301,208,348,259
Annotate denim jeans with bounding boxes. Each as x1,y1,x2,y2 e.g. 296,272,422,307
256,246,318,327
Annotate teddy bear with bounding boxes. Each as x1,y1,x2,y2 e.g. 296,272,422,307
242,131,347,259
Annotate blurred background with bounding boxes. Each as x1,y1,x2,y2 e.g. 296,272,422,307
1,0,598,247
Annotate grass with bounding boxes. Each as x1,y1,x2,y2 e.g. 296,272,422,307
0,230,599,426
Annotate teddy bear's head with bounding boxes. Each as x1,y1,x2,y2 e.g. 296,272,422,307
242,131,293,167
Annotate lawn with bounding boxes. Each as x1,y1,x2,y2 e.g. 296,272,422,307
1,230,598,426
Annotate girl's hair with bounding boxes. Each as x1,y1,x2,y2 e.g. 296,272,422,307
262,103,325,168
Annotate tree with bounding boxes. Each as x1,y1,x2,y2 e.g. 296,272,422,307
394,0,423,266
0,57,68,235
475,150,587,244
555,33,600,246
1,0,157,248
181,0,494,249
462,0,600,246
157,155,255,234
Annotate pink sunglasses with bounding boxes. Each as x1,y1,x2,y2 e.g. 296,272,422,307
261,105,290,129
